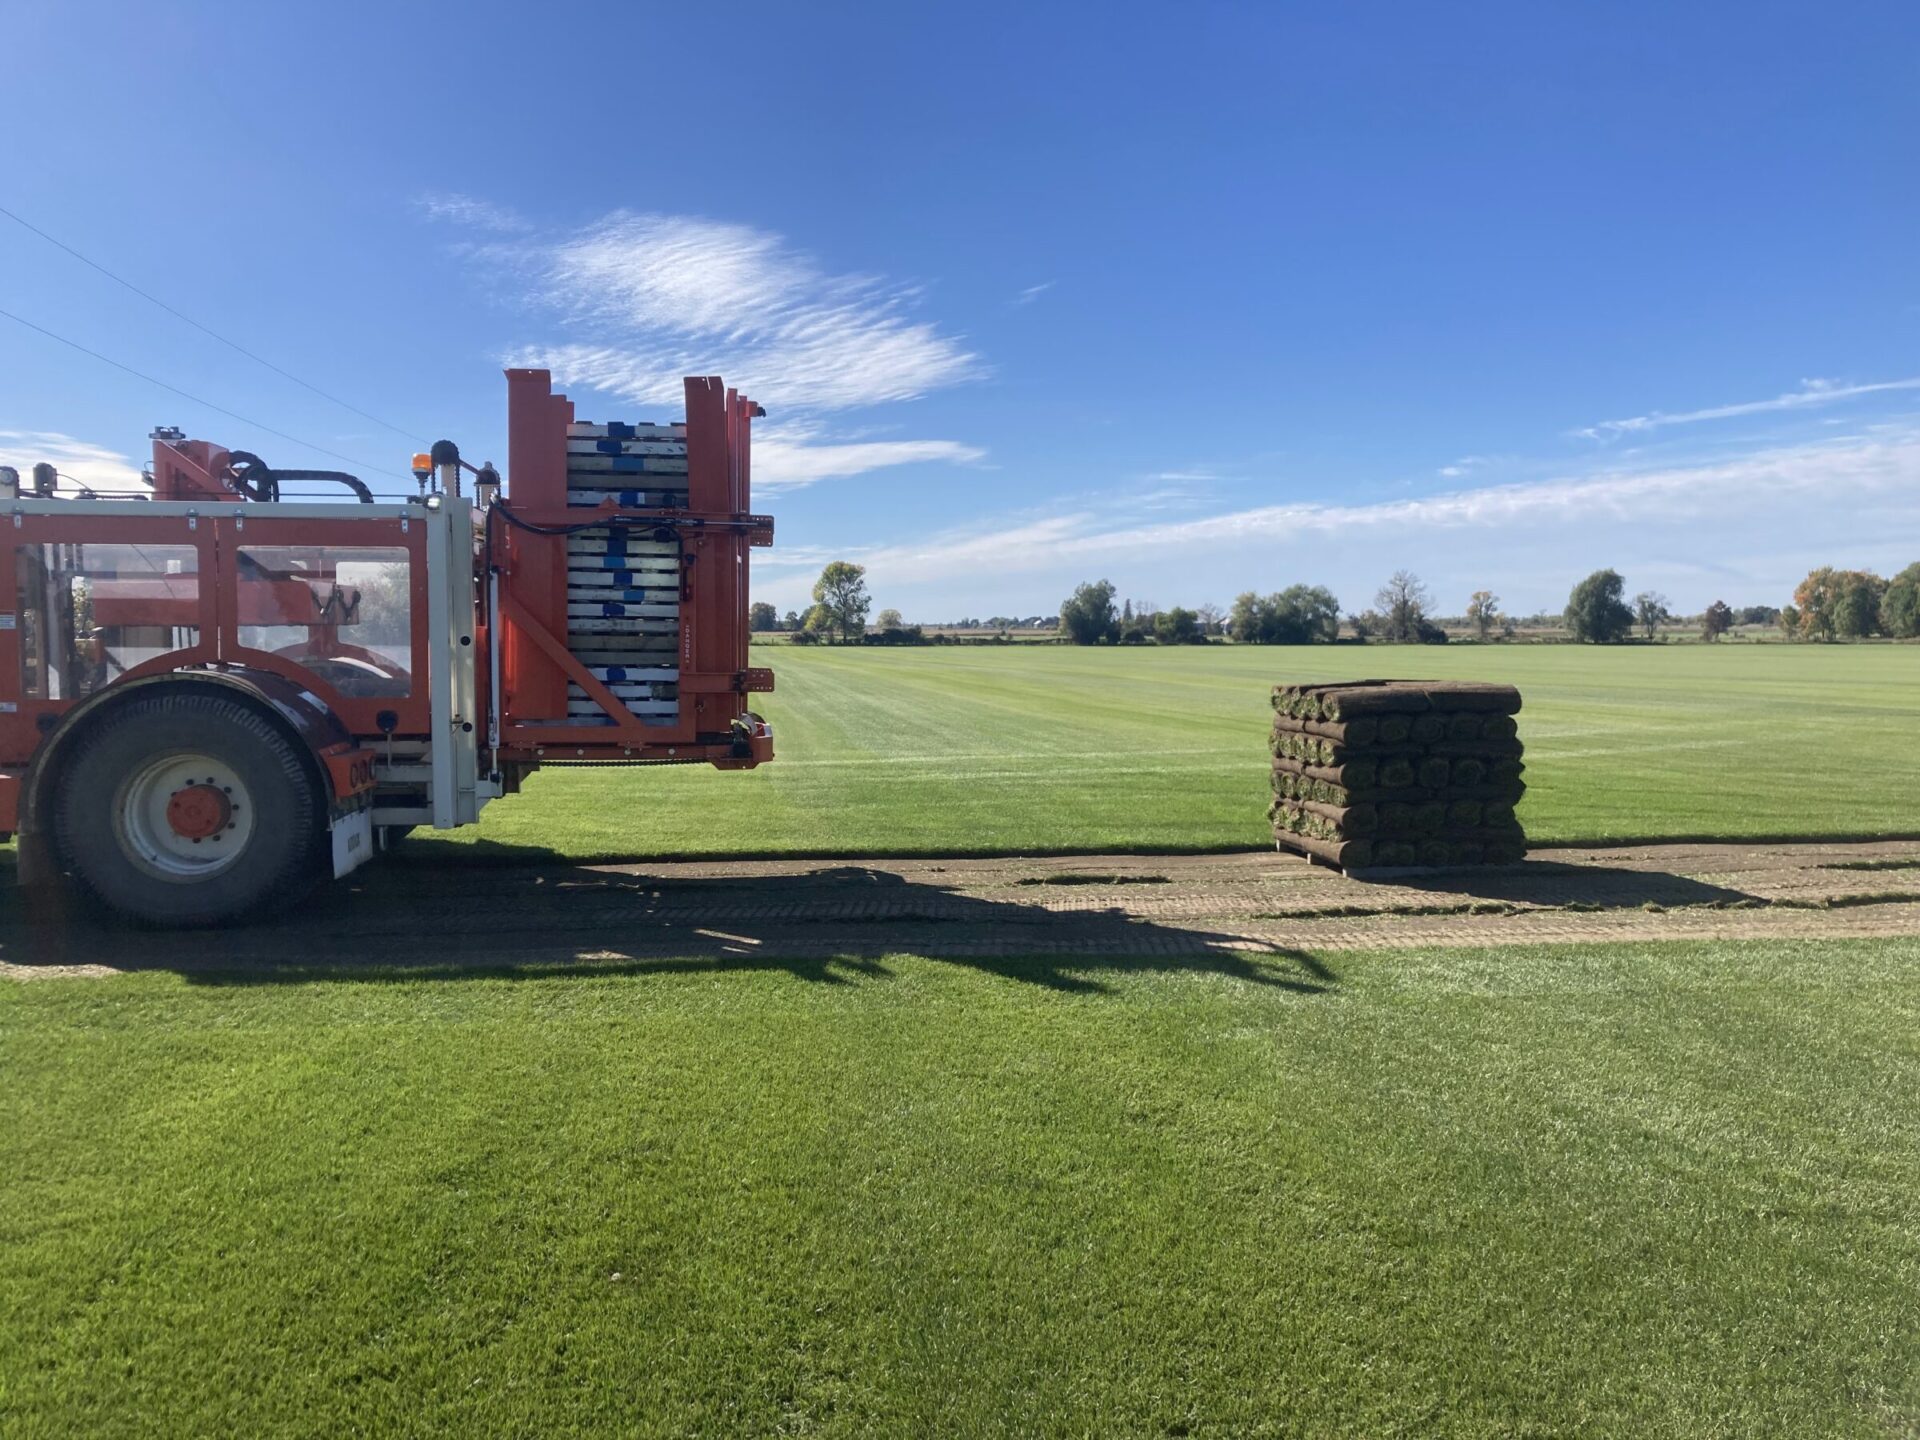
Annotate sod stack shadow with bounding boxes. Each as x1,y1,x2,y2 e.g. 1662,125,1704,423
1267,680,1527,870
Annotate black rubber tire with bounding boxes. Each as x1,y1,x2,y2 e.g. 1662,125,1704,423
52,693,326,927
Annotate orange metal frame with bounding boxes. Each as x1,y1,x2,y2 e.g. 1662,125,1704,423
495,370,772,763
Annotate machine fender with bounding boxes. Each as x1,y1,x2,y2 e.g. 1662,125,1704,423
13,668,364,886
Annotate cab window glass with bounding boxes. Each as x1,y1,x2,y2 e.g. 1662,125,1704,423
14,543,200,700
237,546,413,698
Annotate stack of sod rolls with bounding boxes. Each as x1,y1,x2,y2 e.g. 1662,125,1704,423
1268,680,1526,871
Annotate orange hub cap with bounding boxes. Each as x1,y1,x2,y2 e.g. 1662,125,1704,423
165,783,232,840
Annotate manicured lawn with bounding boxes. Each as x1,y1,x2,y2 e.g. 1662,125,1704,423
4,936,1918,1435
429,643,1920,861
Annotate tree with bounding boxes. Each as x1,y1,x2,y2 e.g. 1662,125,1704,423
1835,570,1886,638
1632,590,1671,641
1791,568,1883,641
748,601,778,632
811,561,871,643
1701,600,1734,642
1881,562,1920,639
1373,571,1435,643
1194,602,1225,636
1777,604,1801,641
1465,590,1503,642
782,609,800,631
875,607,904,632
802,602,834,637
1564,569,1634,643
1154,606,1202,644
1737,604,1779,628
1230,586,1342,644
1059,579,1119,645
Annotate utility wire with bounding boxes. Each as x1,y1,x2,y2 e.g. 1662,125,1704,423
0,304,411,482
0,201,421,441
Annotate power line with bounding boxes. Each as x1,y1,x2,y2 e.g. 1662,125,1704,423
0,304,410,481
0,201,421,441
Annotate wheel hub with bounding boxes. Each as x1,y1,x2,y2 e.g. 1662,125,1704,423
165,783,232,840
113,753,256,882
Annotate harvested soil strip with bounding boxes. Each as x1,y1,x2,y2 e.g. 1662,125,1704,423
5,841,1919,979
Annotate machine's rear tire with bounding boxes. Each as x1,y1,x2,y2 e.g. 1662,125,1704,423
52,693,327,927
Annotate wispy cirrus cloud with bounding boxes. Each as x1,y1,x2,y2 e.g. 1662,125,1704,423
754,426,985,491
1437,454,1486,478
1013,281,1054,306
1574,376,1920,440
0,430,143,492
424,205,987,486
413,191,530,233
508,213,982,412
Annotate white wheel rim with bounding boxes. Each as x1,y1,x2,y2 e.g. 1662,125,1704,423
113,752,256,882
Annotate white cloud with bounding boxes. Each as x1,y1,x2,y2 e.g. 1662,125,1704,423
754,429,985,491
1013,281,1054,305
753,430,1920,612
442,208,986,487
1574,376,1920,440
512,212,981,412
414,191,529,233
0,430,144,493
1437,454,1486,478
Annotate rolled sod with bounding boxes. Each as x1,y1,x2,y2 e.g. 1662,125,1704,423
1271,755,1380,792
1269,733,1341,766
1272,769,1526,809
1449,755,1488,787
1377,756,1418,790
1429,738,1524,760
1292,799,1380,836
1479,713,1519,742
1268,715,1383,748
1273,831,1375,869
1265,679,1528,871
1316,684,1433,720
1276,680,1523,722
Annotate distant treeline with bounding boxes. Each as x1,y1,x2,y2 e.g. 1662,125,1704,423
752,560,1920,645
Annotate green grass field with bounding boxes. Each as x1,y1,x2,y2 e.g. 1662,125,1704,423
5,936,1918,1435
435,643,1920,861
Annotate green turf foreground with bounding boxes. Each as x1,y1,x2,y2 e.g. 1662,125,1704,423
5,937,1918,1436
430,644,1920,862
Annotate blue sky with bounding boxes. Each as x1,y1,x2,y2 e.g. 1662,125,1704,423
3,0,1916,620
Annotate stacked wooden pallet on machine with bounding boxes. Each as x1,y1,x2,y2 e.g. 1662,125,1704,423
1267,680,1527,874
562,420,688,725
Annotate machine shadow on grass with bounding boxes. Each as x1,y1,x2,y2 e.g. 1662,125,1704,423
1333,857,1768,910
2,853,1338,998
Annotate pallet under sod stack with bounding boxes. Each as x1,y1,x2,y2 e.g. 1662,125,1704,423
563,420,690,724
1268,680,1528,872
